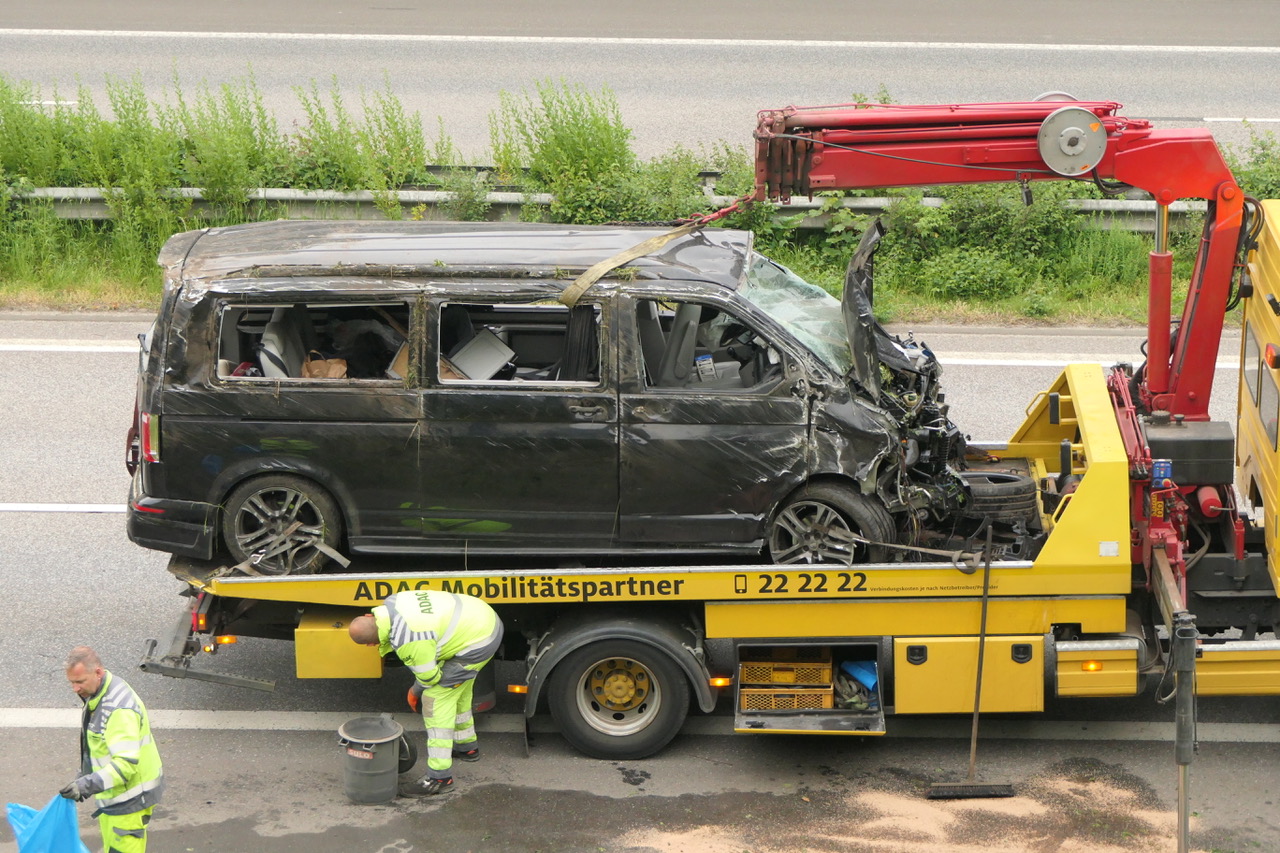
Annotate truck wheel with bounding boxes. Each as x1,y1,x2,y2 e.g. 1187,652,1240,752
221,474,342,575
960,471,1039,520
768,483,895,564
547,640,690,760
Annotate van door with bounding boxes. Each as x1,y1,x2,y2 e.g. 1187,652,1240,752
158,296,428,560
618,296,810,550
418,299,619,552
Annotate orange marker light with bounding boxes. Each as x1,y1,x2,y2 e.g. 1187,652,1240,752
215,635,238,645
507,684,529,694
709,677,733,688
1265,344,1280,369
1082,660,1104,672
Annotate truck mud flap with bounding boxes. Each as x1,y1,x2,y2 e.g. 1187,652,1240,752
140,601,276,692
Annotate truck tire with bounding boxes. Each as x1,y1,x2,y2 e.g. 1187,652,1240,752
221,474,342,575
547,640,690,760
960,471,1039,520
768,483,895,564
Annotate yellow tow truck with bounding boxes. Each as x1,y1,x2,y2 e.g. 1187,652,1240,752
142,100,1280,766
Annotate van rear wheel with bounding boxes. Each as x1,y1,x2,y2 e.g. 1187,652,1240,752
221,474,342,575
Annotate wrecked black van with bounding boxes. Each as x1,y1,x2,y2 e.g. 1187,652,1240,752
126,220,979,575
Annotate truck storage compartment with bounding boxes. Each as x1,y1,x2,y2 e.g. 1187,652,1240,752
734,644,885,735
295,607,382,679
893,635,1045,713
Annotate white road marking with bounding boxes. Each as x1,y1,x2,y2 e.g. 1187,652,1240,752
0,707,1275,742
938,357,1238,369
0,342,135,353
0,503,127,513
2,29,1279,55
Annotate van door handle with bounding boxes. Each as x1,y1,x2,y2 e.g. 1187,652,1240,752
569,404,606,421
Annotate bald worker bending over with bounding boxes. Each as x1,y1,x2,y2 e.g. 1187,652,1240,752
349,590,503,796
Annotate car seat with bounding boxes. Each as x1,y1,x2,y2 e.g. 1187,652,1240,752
259,307,308,378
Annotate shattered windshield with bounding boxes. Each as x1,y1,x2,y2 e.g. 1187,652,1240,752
742,254,853,375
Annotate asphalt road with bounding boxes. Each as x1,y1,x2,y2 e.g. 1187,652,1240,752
2,6,1278,159
1,312,1274,852
2,6,1278,850
4,0,1277,45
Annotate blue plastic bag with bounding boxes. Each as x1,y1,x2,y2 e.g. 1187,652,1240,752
5,795,90,853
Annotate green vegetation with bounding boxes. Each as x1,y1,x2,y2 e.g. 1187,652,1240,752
0,72,1273,322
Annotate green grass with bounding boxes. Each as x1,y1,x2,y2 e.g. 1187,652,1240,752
0,71,1271,324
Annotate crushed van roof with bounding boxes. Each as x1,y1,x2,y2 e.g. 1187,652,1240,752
158,220,753,291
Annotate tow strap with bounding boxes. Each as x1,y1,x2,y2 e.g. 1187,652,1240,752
558,222,700,308
229,521,352,576
557,192,756,307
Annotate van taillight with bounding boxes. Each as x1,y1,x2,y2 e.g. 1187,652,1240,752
140,412,160,463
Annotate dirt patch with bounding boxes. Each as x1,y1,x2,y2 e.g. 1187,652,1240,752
618,757,1213,853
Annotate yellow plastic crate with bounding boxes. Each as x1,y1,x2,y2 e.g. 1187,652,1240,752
739,660,833,685
739,687,834,711
744,646,831,663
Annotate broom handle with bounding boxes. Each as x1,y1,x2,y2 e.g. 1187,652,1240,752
967,526,995,782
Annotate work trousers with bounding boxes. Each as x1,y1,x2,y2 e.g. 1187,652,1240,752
421,679,477,780
98,807,152,853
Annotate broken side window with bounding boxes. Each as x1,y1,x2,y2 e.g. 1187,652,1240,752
436,301,601,384
216,301,412,381
636,299,782,391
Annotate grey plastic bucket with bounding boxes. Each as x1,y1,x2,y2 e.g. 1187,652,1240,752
338,713,404,804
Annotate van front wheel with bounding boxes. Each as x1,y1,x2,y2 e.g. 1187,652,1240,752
221,474,342,575
768,484,894,564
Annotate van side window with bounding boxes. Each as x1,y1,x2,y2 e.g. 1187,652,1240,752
636,299,782,391
437,302,601,384
217,302,412,381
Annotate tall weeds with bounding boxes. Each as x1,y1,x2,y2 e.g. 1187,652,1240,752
0,71,1273,323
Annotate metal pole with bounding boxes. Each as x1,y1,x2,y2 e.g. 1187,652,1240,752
1172,613,1198,853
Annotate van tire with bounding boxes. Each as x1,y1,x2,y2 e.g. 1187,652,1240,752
768,483,895,564
959,471,1039,520
221,474,342,575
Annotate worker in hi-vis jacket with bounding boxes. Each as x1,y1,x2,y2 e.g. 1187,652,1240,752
348,590,503,796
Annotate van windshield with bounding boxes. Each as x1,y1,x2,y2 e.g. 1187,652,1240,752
741,255,853,375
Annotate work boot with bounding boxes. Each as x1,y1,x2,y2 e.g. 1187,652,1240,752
399,776,453,797
452,746,480,762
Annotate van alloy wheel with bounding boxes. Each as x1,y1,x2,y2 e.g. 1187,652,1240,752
222,474,342,575
768,484,895,565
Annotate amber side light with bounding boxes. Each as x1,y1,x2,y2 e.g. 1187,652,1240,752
1082,660,1104,672
709,677,733,688
507,684,529,694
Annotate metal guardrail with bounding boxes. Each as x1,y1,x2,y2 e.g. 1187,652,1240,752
21,187,1205,233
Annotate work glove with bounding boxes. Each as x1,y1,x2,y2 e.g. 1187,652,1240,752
59,778,87,802
407,682,425,713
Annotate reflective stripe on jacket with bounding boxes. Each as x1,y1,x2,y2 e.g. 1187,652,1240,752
80,671,164,816
373,590,502,688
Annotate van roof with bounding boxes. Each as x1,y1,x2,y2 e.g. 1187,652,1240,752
158,220,753,291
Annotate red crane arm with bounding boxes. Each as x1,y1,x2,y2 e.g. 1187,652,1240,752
754,101,1245,419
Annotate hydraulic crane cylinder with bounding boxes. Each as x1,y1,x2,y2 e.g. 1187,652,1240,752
1147,249,1173,396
